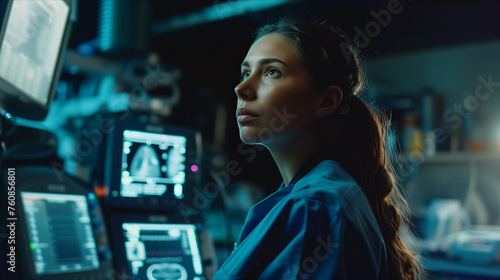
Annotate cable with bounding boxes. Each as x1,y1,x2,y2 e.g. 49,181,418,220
464,160,478,206
462,160,478,228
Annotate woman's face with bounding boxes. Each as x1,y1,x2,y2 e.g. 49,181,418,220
235,33,321,147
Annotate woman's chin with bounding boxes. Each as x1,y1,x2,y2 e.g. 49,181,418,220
239,134,259,145
239,126,284,147
239,129,262,145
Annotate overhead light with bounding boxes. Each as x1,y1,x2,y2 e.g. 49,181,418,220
152,0,292,35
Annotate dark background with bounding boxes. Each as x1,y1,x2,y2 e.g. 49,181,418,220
66,0,500,194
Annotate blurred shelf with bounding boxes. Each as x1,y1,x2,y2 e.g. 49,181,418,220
398,151,500,164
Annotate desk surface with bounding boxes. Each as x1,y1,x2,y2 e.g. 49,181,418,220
422,256,500,279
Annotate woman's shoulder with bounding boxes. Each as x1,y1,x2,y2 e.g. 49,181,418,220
286,159,382,239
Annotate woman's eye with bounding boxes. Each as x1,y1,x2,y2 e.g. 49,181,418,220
266,68,281,77
240,71,250,81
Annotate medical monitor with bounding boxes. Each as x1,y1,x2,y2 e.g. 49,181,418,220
14,166,113,280
109,214,206,280
104,118,202,211
21,192,100,275
0,0,70,120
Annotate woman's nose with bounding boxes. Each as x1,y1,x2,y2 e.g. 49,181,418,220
234,80,256,101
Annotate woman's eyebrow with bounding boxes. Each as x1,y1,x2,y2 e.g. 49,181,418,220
241,58,289,69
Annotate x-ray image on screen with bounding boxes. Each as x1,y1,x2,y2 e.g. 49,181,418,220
122,223,204,280
130,145,161,177
120,130,187,198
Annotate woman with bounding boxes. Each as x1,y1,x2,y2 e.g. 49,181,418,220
213,18,423,280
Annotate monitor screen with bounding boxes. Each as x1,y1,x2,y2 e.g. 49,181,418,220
104,118,202,211
0,0,70,120
20,192,100,275
121,130,187,199
120,223,204,280
13,166,114,280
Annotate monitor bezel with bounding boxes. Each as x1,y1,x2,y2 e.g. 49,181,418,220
14,166,113,280
0,0,71,121
104,117,202,212
107,213,205,280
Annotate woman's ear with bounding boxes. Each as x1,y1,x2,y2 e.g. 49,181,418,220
315,85,343,117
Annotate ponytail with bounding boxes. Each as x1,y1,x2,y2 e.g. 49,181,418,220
326,96,423,280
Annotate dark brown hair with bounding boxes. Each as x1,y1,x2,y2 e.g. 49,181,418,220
255,18,423,280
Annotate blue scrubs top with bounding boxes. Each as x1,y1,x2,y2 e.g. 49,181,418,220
213,153,388,279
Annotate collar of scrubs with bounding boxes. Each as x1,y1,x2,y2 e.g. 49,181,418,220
236,149,334,247
278,149,331,190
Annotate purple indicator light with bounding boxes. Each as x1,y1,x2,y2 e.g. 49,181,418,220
191,165,198,172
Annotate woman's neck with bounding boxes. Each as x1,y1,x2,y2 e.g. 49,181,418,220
267,129,325,187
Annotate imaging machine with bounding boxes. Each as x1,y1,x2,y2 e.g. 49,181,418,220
0,0,214,279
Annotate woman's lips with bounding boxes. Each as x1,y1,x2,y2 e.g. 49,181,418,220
237,107,258,123
237,114,258,122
